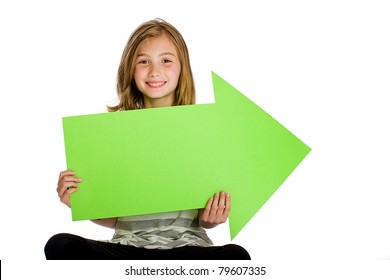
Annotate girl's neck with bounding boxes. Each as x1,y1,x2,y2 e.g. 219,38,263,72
144,95,175,109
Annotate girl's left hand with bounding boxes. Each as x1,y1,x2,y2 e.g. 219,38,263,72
198,191,231,229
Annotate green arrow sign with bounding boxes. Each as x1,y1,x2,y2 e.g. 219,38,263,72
63,71,311,239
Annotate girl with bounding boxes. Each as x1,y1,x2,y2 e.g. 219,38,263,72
45,19,250,260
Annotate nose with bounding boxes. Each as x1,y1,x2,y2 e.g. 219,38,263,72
149,63,161,78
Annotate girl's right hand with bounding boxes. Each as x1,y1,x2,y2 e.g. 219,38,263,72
57,170,83,208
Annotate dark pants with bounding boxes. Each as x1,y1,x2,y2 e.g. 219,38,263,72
44,233,251,260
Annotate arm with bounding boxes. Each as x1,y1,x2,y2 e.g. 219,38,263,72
57,170,117,229
91,218,118,229
198,191,231,229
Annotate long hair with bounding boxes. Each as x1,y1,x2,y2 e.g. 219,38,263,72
107,19,196,111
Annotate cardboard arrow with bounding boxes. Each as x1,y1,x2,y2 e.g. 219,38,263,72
63,71,311,239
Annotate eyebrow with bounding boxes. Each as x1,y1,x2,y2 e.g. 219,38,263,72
136,52,176,58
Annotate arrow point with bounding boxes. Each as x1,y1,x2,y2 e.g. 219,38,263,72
211,71,225,104
210,70,311,241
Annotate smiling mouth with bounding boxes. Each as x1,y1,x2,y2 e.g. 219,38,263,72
146,81,166,88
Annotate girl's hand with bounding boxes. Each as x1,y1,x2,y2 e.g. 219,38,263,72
198,191,231,229
56,170,82,208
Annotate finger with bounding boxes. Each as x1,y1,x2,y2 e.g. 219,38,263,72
58,180,79,192
57,182,79,198
58,176,82,194
58,175,82,190
210,192,220,215
222,193,231,221
62,175,83,183
201,197,213,220
218,191,227,207
215,192,225,216
58,171,82,187
66,186,78,195
57,173,82,193
58,170,76,182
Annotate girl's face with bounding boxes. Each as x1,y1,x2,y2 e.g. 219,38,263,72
134,35,181,108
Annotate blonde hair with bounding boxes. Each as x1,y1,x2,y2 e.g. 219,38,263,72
107,19,195,111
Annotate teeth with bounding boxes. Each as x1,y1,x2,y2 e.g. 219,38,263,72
148,82,165,87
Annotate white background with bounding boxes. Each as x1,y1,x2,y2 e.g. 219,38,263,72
1,0,390,279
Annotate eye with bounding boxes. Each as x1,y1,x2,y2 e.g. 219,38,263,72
138,59,149,64
162,59,172,63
